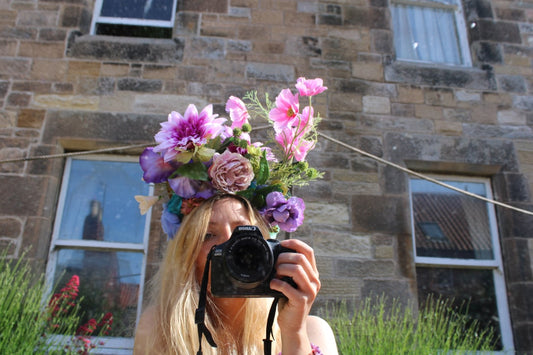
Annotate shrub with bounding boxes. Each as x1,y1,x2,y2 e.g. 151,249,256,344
0,253,111,354
326,295,497,354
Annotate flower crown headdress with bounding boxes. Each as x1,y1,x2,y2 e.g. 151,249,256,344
135,78,327,239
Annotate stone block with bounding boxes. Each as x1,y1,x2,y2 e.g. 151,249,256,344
336,78,396,97
30,59,67,81
513,96,533,112
133,94,208,114
245,62,294,82
371,29,393,53
396,85,424,104
463,0,493,20
18,41,65,58
0,39,17,56
455,90,481,102
498,75,527,93
180,0,228,12
33,94,99,110
305,201,350,226
320,277,363,297
0,238,17,257
0,175,52,216
7,92,31,107
469,19,521,44
498,110,526,125
352,61,383,81
472,41,503,64
38,28,67,42
361,279,412,305
344,6,390,30
0,58,31,78
117,78,163,92
67,60,101,78
17,108,46,128
17,10,58,27
22,216,54,260
391,103,415,117
495,8,526,22
424,88,455,107
314,230,372,258
0,109,16,128
351,195,409,234
363,95,390,114
336,258,396,278
0,217,22,238
27,144,63,176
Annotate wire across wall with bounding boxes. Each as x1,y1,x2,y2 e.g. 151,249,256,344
0,132,532,217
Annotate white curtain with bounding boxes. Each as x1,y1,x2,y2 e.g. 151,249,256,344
392,3,463,65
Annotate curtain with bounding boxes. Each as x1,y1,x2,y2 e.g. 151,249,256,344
392,3,463,65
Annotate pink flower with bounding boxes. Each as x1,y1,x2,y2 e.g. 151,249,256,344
153,104,227,163
275,106,315,161
295,77,327,96
275,126,315,161
208,150,254,193
269,89,299,130
226,96,250,129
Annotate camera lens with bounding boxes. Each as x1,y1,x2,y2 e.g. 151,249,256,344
225,236,273,284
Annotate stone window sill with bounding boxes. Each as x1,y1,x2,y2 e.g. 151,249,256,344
66,33,184,63
384,59,496,91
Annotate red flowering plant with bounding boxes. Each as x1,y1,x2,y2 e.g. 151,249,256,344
135,77,327,238
44,275,113,354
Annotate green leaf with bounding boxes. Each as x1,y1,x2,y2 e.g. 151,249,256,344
255,152,270,185
175,162,209,181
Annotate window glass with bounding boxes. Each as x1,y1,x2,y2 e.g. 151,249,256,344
53,249,143,337
417,267,502,349
49,157,152,343
391,0,470,66
99,0,175,21
58,159,148,244
411,179,494,260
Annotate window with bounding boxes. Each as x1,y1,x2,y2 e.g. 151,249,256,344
90,0,178,38
46,156,153,352
409,176,513,351
390,0,471,66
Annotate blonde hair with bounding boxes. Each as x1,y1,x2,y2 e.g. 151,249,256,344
147,194,281,354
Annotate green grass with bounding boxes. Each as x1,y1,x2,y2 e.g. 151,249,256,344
325,295,497,354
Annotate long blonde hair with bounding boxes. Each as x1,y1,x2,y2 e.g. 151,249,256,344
147,194,281,354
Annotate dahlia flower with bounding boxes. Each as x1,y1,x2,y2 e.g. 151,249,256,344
153,104,226,163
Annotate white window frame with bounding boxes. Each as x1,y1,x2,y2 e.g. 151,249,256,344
90,0,178,35
390,0,472,66
409,175,514,352
45,155,153,352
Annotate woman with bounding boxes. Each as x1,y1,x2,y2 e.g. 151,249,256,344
133,194,338,354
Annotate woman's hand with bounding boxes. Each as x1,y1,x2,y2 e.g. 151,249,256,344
270,239,321,354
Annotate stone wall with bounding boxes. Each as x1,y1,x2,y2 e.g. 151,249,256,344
0,0,532,351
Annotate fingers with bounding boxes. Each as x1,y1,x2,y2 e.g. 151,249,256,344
271,239,321,299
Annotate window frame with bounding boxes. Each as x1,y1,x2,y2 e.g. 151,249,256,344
390,0,472,67
408,174,514,352
45,155,153,351
90,0,178,35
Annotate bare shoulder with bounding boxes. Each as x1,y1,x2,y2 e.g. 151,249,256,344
306,315,339,355
133,305,157,355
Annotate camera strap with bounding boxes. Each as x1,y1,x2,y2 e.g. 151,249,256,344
195,246,217,355
263,297,280,355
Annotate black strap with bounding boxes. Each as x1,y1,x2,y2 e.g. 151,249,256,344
263,297,280,355
195,247,217,355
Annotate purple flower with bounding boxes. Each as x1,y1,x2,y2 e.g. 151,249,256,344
261,191,305,232
153,104,227,163
168,176,216,199
139,147,176,183
161,206,181,239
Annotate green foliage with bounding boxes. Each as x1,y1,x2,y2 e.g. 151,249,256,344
325,295,498,355
0,252,110,354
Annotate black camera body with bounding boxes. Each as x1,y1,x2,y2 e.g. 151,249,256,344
210,225,294,298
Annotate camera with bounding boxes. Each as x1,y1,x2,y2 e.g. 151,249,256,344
210,225,295,298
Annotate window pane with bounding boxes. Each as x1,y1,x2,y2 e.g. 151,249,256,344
100,0,174,21
392,4,463,65
411,179,494,259
417,267,502,350
58,159,150,244
53,249,143,337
